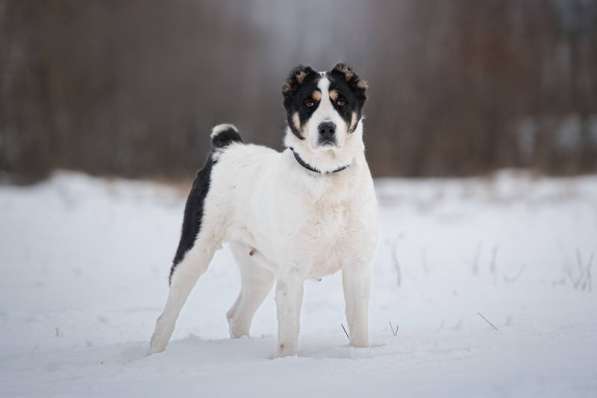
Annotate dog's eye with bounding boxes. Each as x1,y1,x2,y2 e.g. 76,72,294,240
304,99,315,108
336,96,346,107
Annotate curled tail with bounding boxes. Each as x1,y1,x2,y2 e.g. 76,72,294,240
211,124,243,150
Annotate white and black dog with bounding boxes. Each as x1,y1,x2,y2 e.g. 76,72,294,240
150,63,379,357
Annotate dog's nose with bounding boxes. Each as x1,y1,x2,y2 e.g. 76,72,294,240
318,122,336,141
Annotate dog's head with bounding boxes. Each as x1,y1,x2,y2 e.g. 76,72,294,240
282,63,368,173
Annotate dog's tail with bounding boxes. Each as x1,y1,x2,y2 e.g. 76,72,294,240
210,123,243,150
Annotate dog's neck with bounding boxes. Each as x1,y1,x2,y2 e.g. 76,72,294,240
283,123,364,175
288,147,351,175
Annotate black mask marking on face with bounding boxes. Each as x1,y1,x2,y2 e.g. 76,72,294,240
327,63,368,133
282,65,321,139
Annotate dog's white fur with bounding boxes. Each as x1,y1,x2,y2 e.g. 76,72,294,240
150,75,379,357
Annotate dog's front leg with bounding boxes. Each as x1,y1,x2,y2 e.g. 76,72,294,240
274,274,304,357
342,263,371,347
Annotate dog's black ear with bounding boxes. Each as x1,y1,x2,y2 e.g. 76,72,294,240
282,65,317,101
329,63,368,104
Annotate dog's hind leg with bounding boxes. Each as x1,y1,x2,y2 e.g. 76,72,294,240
150,149,222,354
150,235,219,353
150,124,242,353
226,242,274,338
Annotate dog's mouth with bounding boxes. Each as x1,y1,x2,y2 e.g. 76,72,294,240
318,138,337,147
313,142,341,155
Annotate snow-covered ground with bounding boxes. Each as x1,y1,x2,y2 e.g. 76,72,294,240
1,171,596,397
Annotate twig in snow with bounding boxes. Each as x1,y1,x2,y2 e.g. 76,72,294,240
471,242,482,276
477,312,499,331
489,245,499,275
576,248,583,270
489,245,499,285
389,321,399,336
566,250,593,292
340,323,350,342
386,237,402,287
565,264,577,287
503,264,526,283
579,251,594,292
586,253,593,292
575,249,584,289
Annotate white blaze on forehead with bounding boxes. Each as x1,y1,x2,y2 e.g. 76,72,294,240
314,76,337,121
311,76,337,130
317,76,330,98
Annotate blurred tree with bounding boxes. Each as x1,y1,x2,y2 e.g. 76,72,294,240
1,0,596,181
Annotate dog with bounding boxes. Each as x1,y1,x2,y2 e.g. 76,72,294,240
150,63,379,357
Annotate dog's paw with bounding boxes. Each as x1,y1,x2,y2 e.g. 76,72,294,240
271,351,299,360
273,342,299,358
350,340,369,349
149,334,168,354
149,317,174,354
227,320,250,339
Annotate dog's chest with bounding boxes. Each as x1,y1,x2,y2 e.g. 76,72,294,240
302,199,355,277
236,162,377,278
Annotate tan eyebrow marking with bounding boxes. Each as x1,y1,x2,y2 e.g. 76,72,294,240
312,90,321,101
329,89,339,101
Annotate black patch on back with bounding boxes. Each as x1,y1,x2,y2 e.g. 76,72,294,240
169,125,245,284
212,127,243,148
282,65,321,139
169,156,214,284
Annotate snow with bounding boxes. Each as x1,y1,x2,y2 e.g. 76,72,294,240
1,171,596,397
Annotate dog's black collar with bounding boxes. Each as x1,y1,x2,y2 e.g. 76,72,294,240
289,147,351,175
